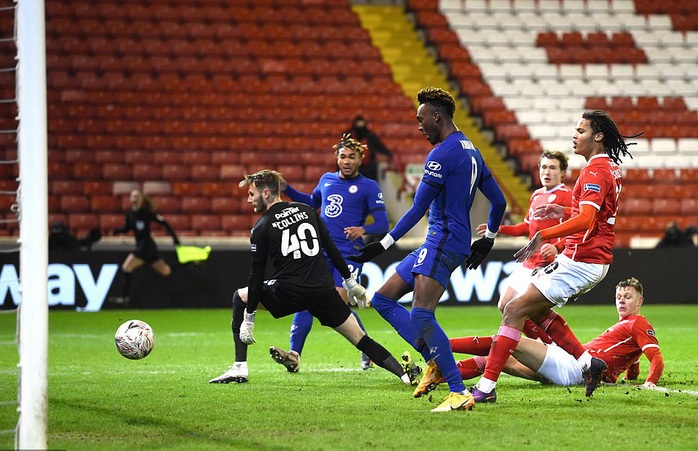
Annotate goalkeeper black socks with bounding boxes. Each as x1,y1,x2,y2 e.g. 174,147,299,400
232,290,247,361
356,335,405,378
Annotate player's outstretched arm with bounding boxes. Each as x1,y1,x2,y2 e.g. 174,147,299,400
514,231,544,263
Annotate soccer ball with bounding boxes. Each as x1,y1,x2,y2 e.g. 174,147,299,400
114,319,155,360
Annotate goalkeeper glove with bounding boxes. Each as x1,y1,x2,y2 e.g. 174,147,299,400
343,277,370,309
240,310,256,345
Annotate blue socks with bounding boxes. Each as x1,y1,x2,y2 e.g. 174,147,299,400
372,293,430,362
411,307,466,394
289,311,314,355
290,310,366,355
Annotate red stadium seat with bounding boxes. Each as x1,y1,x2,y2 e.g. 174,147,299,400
152,196,181,214
651,168,678,182
102,163,132,180
623,168,651,183
619,198,652,216
171,182,202,196
221,214,254,233
681,198,698,215
651,198,681,215
132,163,163,181
211,197,240,214
51,180,83,195
191,215,221,234
68,214,99,234
99,214,124,232
182,196,212,214
162,164,190,181
60,195,90,213
90,195,121,213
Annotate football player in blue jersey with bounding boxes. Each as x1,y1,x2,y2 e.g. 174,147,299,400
268,134,393,374
349,87,507,412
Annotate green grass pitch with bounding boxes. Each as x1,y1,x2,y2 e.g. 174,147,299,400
1,305,697,450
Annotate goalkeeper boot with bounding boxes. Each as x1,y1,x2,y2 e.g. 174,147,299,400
361,352,373,370
208,362,248,384
582,357,607,397
401,351,422,386
413,360,445,398
269,346,300,373
430,391,475,412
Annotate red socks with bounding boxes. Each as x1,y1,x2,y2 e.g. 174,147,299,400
523,319,553,344
541,311,586,359
450,335,493,356
456,356,486,380
482,326,521,382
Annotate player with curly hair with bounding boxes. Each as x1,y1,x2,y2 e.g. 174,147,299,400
208,170,410,385
474,150,572,345
268,133,390,373
471,110,643,403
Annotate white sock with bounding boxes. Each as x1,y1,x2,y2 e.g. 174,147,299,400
401,374,411,384
577,351,592,372
475,378,496,393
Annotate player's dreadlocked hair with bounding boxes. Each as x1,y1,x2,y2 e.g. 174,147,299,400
239,169,281,197
333,132,366,158
541,150,569,173
417,87,456,118
582,110,643,165
616,277,643,296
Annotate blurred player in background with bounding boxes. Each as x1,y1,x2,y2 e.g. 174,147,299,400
418,278,663,395
270,133,390,372
474,150,572,344
349,87,507,412
111,189,180,304
209,170,411,385
472,110,643,403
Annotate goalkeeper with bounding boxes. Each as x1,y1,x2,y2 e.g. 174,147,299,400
209,169,411,385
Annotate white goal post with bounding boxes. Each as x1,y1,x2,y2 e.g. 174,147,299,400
16,0,48,448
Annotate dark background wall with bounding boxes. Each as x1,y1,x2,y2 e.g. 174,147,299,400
1,247,696,311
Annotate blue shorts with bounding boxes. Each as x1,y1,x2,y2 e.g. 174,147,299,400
395,242,466,289
325,254,362,288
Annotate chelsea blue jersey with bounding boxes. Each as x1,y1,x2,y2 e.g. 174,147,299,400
305,172,387,256
421,131,501,254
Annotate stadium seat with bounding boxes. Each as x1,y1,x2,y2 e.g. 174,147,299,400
619,198,652,216
191,215,222,234
651,198,681,215
90,195,121,214
51,180,83,195
99,214,123,232
67,214,99,234
182,196,212,214
681,198,698,215
211,197,240,214
60,195,91,214
152,196,181,214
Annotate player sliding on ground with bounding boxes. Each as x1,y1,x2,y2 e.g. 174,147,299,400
470,110,643,403
415,278,664,396
209,169,412,385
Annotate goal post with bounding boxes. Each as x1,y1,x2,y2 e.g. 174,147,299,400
16,0,48,448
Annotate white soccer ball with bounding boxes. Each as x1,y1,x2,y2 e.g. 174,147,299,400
114,319,155,360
